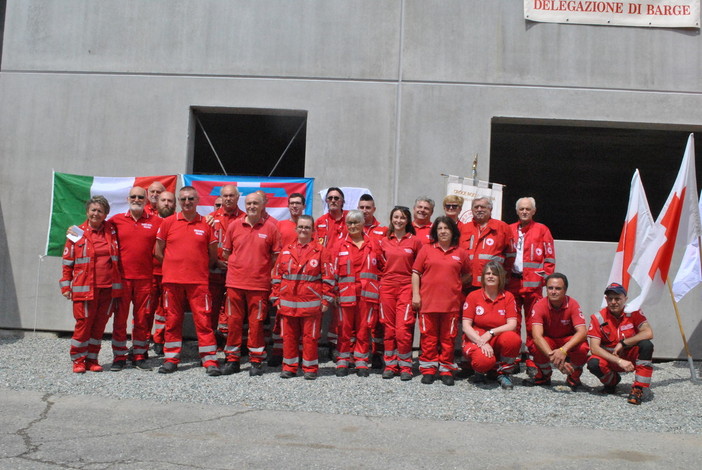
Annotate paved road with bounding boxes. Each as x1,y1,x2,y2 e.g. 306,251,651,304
1,386,700,469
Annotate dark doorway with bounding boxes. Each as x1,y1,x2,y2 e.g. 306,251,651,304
490,121,701,242
191,108,307,177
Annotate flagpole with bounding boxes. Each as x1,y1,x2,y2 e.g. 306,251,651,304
666,279,699,383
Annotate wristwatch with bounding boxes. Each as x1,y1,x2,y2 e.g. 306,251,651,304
488,329,495,337
620,338,628,348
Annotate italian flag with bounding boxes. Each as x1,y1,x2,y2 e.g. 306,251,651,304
47,172,178,256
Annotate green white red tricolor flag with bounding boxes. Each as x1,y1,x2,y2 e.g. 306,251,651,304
627,134,702,312
46,172,177,256
603,169,654,307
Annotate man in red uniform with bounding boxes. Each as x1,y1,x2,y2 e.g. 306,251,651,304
271,215,334,379
145,181,166,216
150,191,175,356
358,193,387,368
108,186,162,371
412,196,435,245
221,192,281,376
154,186,221,376
207,184,244,342
460,196,515,290
315,187,348,354
587,283,654,405
277,193,306,248
524,273,589,389
507,197,555,375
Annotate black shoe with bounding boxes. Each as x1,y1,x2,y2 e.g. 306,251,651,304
602,373,622,394
206,365,222,376
382,369,395,379
222,361,241,375
280,370,296,379
335,367,349,377
110,361,126,372
371,353,383,370
421,374,436,385
304,372,318,380
249,362,264,377
153,343,164,357
471,372,487,384
267,355,283,368
400,372,413,381
566,375,582,391
357,368,370,377
158,362,177,374
522,377,551,387
134,359,151,371
440,375,455,386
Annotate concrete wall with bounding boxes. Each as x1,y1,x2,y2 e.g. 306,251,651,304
2,0,702,358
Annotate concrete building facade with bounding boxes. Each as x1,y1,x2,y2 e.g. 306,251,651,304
1,0,701,358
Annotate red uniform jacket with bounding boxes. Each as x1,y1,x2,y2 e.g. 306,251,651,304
334,234,383,306
508,221,555,294
315,211,348,247
60,221,123,300
271,241,334,317
459,218,515,287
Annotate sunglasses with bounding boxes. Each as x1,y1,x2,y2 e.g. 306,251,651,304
214,203,222,208
179,196,196,202
326,196,341,201
129,195,145,200
444,204,460,209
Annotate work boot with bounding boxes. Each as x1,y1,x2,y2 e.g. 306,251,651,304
421,374,436,385
153,343,165,357
440,374,455,386
335,367,349,377
382,369,395,379
222,361,241,375
206,365,222,377
86,361,103,372
134,359,151,371
72,362,86,374
110,360,125,372
280,370,296,379
602,373,622,394
249,362,264,377
158,361,177,374
303,371,318,380
400,371,413,381
267,355,283,368
357,368,370,377
627,386,644,405
497,374,514,390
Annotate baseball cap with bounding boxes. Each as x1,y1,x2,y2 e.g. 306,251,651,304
604,282,627,296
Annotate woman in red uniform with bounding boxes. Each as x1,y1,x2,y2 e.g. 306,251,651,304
378,206,424,381
60,196,123,373
462,260,521,389
411,216,470,386
333,210,383,377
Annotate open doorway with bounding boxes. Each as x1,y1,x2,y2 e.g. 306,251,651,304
190,107,307,177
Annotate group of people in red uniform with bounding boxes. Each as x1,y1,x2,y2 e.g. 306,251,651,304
59,183,654,404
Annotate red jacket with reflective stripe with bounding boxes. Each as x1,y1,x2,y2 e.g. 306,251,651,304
459,218,515,287
508,221,555,294
334,235,383,306
59,221,123,301
271,241,334,317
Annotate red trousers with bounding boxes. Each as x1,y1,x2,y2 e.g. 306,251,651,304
379,282,415,373
281,314,321,373
209,280,227,334
337,301,377,370
462,329,521,374
418,312,459,376
150,275,165,344
161,283,218,368
589,346,653,388
70,288,114,365
113,278,152,361
271,309,283,357
326,304,340,347
224,287,269,363
527,335,589,381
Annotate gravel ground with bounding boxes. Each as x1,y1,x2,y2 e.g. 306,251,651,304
1,333,701,435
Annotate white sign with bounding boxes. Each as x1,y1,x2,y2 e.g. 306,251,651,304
445,175,504,224
525,0,700,28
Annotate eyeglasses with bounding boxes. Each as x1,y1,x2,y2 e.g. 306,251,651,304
214,203,222,208
297,225,313,230
444,204,460,209
179,196,196,202
326,196,341,201
129,195,145,200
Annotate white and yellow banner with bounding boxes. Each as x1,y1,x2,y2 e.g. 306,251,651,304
525,0,700,28
446,176,504,223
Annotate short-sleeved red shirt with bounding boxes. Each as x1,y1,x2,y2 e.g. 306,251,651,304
412,220,433,245
110,211,161,280
588,307,649,348
530,295,585,339
156,212,216,285
223,217,282,291
412,243,471,314
462,289,518,330
277,219,298,249
379,233,423,285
